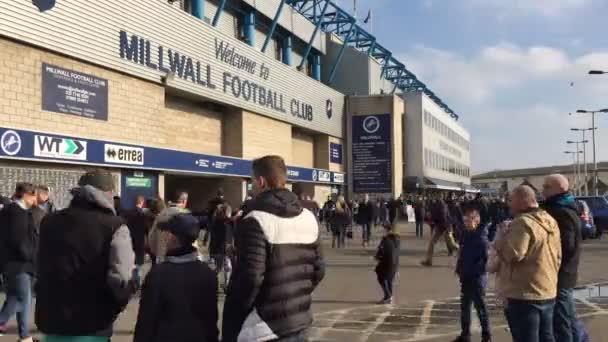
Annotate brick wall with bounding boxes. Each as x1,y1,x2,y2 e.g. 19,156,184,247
0,38,222,155
241,110,292,163
292,129,314,167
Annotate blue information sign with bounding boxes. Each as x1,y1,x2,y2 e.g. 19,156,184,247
329,142,342,164
0,127,343,184
351,114,392,193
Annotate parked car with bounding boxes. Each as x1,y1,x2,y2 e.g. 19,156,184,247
576,200,597,240
577,196,608,238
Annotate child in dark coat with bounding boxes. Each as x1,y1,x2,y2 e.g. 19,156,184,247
454,205,491,342
375,224,400,304
134,214,219,342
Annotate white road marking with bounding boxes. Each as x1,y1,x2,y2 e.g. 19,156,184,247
357,308,392,341
413,300,435,338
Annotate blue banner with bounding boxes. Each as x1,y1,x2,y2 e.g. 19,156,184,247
0,127,343,184
330,142,342,164
351,114,392,193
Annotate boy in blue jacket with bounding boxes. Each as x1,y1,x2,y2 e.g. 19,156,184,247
454,205,491,342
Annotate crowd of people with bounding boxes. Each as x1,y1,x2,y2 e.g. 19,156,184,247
0,155,324,342
0,162,593,342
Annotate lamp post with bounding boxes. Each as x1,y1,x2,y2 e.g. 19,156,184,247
567,140,588,195
571,128,595,196
575,109,608,195
565,151,583,193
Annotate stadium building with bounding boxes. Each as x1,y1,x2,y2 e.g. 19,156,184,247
0,0,471,210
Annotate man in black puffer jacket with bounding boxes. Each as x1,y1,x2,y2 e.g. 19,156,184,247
541,174,582,342
223,156,325,342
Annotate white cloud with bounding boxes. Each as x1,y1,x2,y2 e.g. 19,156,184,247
399,44,608,172
465,0,591,17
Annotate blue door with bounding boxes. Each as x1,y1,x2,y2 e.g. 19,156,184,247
120,170,159,211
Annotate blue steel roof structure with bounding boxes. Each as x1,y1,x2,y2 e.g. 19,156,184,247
285,0,459,120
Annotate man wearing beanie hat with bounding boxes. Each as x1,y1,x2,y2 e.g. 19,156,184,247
35,169,135,342
134,214,219,342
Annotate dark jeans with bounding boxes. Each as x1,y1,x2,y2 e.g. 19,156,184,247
506,298,556,342
274,329,309,341
377,273,395,300
460,282,490,338
0,272,32,339
415,221,424,237
362,223,372,242
332,225,346,248
554,287,580,342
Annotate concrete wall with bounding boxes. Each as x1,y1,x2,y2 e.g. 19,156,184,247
346,95,403,199
404,93,424,177
322,35,371,95
404,92,472,186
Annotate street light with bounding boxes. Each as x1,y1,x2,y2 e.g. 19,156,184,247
574,109,608,195
589,70,608,75
565,150,583,193
571,128,596,196
567,140,589,195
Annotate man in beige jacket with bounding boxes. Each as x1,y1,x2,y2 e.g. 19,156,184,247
496,185,562,342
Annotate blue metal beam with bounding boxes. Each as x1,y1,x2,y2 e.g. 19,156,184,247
212,0,227,27
262,0,286,53
298,0,330,70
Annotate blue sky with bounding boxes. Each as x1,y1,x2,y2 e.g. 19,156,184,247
343,0,608,172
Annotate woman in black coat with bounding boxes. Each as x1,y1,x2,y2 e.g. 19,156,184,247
375,224,400,304
330,196,351,249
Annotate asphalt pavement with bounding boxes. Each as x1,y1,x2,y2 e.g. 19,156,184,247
1,222,608,341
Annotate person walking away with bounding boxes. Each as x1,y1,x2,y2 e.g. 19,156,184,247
134,214,219,342
421,197,459,266
414,198,426,238
222,156,325,342
35,170,135,342
453,205,491,342
208,204,234,290
388,197,400,224
447,195,464,242
124,195,148,289
541,174,582,342
0,183,38,342
322,197,335,233
330,196,351,249
358,194,374,246
146,197,166,266
495,185,561,342
207,189,227,222
374,224,400,304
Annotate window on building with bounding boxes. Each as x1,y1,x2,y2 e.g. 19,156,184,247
306,56,314,77
235,14,245,41
274,37,283,62
181,0,192,13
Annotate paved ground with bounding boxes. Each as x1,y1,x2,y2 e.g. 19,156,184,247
1,222,608,341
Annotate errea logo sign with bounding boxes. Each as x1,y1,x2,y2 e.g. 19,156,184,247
104,144,144,165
